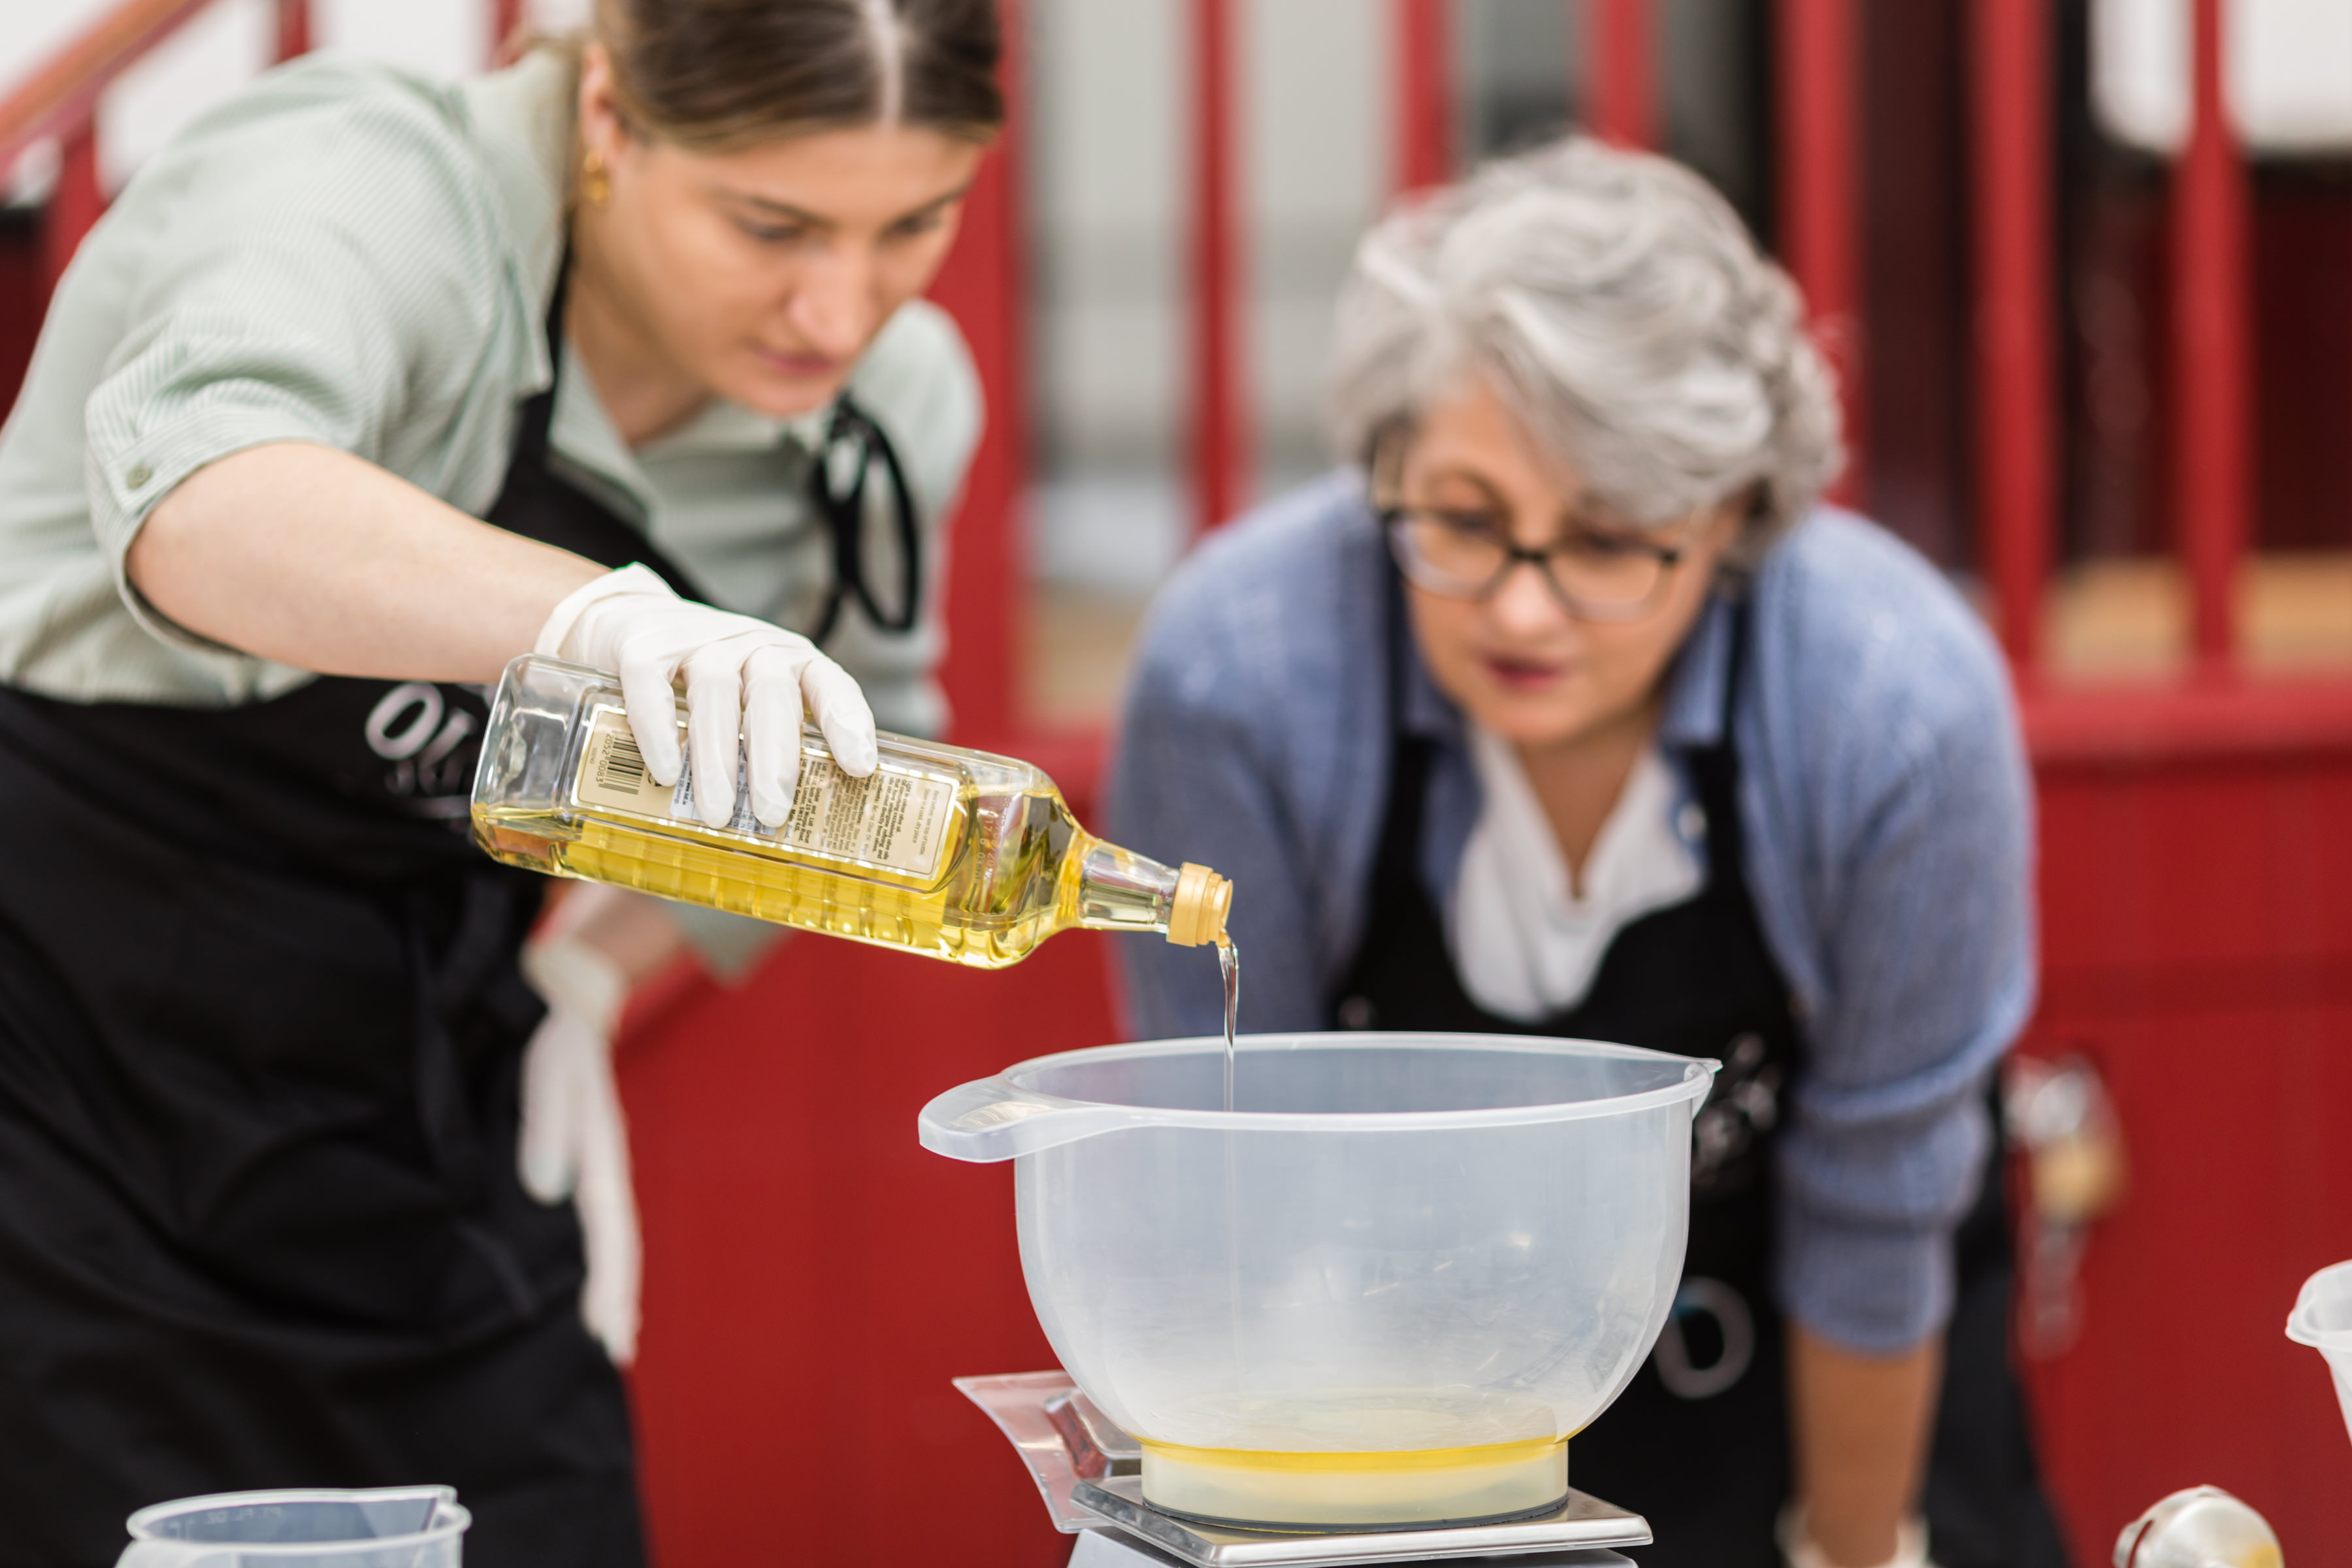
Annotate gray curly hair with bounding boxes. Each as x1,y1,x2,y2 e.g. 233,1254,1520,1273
1329,136,1843,559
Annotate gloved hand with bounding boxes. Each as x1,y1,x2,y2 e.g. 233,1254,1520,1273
536,563,878,830
1778,1509,1935,1568
518,929,640,1365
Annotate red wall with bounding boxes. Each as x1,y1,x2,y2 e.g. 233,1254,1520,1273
2017,704,2352,1566
619,924,1114,1568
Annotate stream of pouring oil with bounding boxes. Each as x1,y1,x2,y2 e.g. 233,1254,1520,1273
1216,935,1240,1112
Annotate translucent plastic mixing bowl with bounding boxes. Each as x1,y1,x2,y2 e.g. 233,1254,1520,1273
919,1032,1714,1528
116,1488,468,1568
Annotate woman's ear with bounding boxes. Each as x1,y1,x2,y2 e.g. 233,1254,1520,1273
576,42,630,170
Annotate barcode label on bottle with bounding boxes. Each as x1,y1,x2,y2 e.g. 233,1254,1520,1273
572,706,955,879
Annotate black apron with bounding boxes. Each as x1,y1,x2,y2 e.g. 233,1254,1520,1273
0,264,696,1568
1330,590,2067,1568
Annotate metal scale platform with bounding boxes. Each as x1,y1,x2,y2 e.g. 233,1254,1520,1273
958,1373,1650,1568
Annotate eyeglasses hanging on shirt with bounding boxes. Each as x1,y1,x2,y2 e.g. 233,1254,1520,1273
804,393,922,647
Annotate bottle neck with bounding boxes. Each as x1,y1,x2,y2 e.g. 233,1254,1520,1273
1072,838,1230,947
1072,836,1184,936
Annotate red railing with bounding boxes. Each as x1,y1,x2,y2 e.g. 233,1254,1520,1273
273,0,309,62
1852,0,2327,711
0,0,312,287
1776,0,1865,509
1392,0,1453,191
2172,0,2251,669
1343,0,2325,709
1188,0,1249,537
1971,0,2057,668
0,0,541,292
1590,0,1656,152
1911,0,2257,683
929,0,1026,745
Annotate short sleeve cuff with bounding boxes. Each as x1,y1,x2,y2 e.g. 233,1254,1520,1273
87,404,338,655
1772,1201,1957,1354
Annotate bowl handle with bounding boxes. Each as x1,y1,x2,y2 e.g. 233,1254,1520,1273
116,1546,234,1568
917,1078,1147,1162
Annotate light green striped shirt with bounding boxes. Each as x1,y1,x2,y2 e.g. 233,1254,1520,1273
0,48,982,743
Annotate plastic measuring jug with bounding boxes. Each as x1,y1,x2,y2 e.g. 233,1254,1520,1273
920,1032,1716,1529
116,1488,468,1568
2287,1259,2352,1452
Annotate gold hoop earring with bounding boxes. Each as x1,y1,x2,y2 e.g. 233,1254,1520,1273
581,150,612,208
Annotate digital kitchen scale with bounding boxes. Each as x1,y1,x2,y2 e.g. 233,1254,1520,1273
956,1371,1651,1568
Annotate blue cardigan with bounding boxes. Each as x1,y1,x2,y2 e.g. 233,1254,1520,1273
1106,472,2035,1353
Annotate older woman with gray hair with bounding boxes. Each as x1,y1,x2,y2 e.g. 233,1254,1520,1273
1109,139,2063,1568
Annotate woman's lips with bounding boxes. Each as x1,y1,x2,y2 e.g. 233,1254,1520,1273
755,346,841,378
1482,653,1569,691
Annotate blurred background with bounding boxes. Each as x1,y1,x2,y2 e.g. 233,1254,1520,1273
1,2,2349,1565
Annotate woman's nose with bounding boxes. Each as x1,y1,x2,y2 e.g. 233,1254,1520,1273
1486,557,1573,636
786,250,880,360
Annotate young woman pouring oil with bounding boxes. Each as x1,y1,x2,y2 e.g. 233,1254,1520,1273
1109,140,2064,1568
0,3,1083,1563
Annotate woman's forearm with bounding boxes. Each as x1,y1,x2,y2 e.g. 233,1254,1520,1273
126,441,608,683
1788,1324,1942,1567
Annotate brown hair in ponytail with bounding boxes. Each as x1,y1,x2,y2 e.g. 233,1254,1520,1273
590,0,1003,150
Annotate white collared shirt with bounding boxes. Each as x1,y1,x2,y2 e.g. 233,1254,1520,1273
1451,728,1706,1021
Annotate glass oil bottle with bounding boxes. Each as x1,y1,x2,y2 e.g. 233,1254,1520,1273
470,655,1232,969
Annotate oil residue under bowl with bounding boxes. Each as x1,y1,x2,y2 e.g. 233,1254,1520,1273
919,1032,1716,1529
1137,1386,1570,1528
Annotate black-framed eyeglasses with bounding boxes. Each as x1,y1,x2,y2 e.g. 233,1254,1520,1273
1375,499,1705,623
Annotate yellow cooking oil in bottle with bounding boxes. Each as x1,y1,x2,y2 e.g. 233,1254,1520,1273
470,654,1232,968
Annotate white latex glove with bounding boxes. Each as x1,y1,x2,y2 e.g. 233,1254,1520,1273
1778,1509,1935,1568
536,563,878,830
518,930,640,1366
